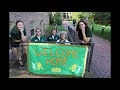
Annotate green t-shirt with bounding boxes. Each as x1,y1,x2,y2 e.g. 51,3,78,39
10,26,26,40
31,36,47,42
10,26,26,47
78,29,92,41
47,34,60,41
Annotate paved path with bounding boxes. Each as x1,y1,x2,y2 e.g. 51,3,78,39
90,35,111,78
64,21,111,78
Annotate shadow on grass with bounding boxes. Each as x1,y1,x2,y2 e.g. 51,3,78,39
92,31,111,42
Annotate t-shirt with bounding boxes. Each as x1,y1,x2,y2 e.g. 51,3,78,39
37,36,40,40
47,34,60,41
10,28,26,40
10,27,26,47
31,36,47,42
56,39,70,45
78,29,92,42
52,35,54,39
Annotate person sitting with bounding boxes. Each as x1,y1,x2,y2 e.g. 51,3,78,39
47,28,60,42
31,28,47,42
56,31,70,45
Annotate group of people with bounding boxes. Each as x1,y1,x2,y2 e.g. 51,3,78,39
10,20,92,69
31,27,69,44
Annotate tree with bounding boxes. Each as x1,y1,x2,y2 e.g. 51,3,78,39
71,12,80,21
71,12,93,23
53,12,62,25
94,12,111,25
49,13,54,24
49,12,62,25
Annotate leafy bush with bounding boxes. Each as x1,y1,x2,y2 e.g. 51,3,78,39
49,12,62,25
90,23,111,42
49,13,54,24
44,25,65,37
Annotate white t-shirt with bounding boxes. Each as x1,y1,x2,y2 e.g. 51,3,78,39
37,36,40,40
56,39,70,45
52,35,55,39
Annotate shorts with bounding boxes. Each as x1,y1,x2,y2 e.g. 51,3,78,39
11,42,20,47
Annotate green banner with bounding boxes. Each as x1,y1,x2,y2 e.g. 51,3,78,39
27,43,88,77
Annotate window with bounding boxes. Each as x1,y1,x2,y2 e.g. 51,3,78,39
30,20,35,36
9,21,15,37
31,29,34,36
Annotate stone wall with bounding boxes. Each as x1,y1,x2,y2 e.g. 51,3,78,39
9,12,49,37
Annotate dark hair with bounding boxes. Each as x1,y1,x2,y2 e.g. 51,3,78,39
16,20,24,26
35,28,42,32
15,20,25,30
51,28,57,33
11,20,25,34
76,20,90,32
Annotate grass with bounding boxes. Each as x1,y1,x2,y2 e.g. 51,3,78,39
90,23,111,42
66,21,111,42
44,25,65,37
67,21,72,23
46,25,65,31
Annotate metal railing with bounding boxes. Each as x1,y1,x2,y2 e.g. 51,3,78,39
9,41,94,72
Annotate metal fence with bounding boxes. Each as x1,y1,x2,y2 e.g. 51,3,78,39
9,41,94,72
9,25,94,72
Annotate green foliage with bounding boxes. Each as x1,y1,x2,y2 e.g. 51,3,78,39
78,14,86,20
71,12,94,24
49,13,54,24
46,25,65,31
53,12,62,25
71,12,80,20
94,12,111,25
49,12,62,25
93,30,111,42
44,25,65,37
90,23,111,42
71,12,111,26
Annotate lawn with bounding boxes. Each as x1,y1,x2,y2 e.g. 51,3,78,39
66,21,111,42
45,25,65,31
44,25,65,37
90,24,111,42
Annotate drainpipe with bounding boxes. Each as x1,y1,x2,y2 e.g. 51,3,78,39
40,20,43,33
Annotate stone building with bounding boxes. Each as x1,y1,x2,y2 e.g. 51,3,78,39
52,12,72,21
60,12,72,21
9,12,49,38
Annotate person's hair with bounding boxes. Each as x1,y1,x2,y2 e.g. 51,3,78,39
35,28,42,32
11,20,25,34
16,20,24,25
16,20,25,29
76,20,90,32
51,28,57,32
60,31,68,39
